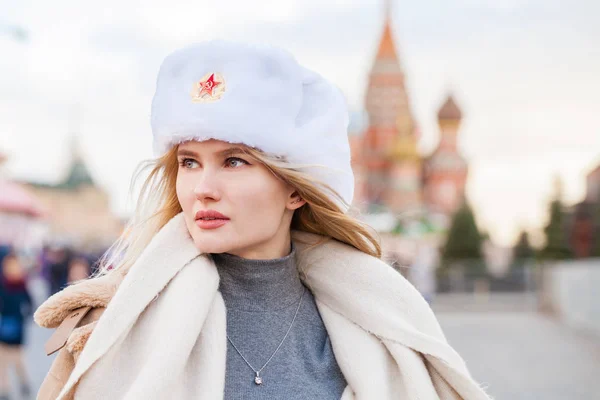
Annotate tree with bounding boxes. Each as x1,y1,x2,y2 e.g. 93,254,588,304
480,229,490,242
539,178,573,260
513,231,535,268
441,202,483,265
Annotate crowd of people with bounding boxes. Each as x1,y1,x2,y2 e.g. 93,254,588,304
0,244,104,399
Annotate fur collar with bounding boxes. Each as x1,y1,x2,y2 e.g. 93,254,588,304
34,270,123,329
35,214,490,400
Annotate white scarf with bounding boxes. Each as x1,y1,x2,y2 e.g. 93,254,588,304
44,213,491,400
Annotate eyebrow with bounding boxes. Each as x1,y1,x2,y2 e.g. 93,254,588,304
177,146,246,158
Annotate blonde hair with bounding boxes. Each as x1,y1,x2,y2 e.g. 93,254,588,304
95,144,381,276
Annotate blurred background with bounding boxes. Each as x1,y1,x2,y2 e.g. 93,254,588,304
1,0,599,399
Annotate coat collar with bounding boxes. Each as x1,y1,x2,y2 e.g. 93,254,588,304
38,212,455,368
55,213,205,398
36,212,481,399
43,214,334,398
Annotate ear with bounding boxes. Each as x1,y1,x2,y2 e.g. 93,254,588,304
286,191,306,211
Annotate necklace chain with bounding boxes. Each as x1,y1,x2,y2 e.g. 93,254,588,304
226,287,306,385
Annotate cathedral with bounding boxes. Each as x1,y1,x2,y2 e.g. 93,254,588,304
350,4,468,235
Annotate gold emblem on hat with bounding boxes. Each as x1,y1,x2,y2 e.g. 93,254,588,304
191,72,226,103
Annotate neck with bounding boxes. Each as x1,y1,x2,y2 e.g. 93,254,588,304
225,230,292,259
211,242,304,312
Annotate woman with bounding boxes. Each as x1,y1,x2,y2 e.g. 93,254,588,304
34,41,491,399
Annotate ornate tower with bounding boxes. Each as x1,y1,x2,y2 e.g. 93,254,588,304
422,95,468,215
363,0,421,213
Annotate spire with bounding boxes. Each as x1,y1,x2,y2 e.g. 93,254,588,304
61,104,94,189
384,0,392,17
376,0,397,59
438,95,462,121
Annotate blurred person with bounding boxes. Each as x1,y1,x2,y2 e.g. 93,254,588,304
33,41,491,399
0,248,10,268
44,246,71,296
0,253,32,400
66,257,90,284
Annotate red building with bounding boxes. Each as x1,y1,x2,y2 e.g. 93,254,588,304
351,4,467,224
569,164,600,258
355,6,421,213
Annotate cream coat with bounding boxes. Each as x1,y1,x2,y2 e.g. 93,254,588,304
35,213,492,400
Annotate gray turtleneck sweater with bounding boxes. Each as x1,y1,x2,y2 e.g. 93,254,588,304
211,243,347,399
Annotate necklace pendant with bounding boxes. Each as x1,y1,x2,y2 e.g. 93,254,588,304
254,373,263,385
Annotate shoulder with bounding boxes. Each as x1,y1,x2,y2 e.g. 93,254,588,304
34,271,125,357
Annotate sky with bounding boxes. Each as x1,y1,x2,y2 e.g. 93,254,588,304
1,0,599,246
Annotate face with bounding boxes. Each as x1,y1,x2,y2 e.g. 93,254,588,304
2,256,24,281
176,139,306,259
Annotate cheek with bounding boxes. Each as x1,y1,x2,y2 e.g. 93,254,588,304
227,175,287,223
176,175,200,237
175,174,194,213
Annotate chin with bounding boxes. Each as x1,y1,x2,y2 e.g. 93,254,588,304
196,241,233,255
183,218,229,253
190,233,231,254
186,225,233,254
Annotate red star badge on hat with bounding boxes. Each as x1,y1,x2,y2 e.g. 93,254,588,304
199,73,221,97
191,72,226,103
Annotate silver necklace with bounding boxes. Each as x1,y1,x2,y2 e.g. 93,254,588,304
226,287,306,386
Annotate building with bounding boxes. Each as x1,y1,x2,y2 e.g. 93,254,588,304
358,5,421,213
422,96,468,216
569,163,600,258
348,2,472,272
19,137,123,251
351,3,468,226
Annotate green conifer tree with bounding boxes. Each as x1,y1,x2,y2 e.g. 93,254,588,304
441,202,484,272
540,177,573,260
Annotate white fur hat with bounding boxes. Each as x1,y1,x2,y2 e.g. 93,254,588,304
150,40,354,211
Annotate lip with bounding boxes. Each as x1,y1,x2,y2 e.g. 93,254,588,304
195,209,230,230
195,210,229,220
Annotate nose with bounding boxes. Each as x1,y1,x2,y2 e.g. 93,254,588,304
192,171,221,202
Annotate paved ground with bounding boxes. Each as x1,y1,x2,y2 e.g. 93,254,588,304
437,311,600,400
6,283,600,399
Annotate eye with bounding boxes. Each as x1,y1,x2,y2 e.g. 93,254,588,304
179,158,199,169
225,157,249,168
